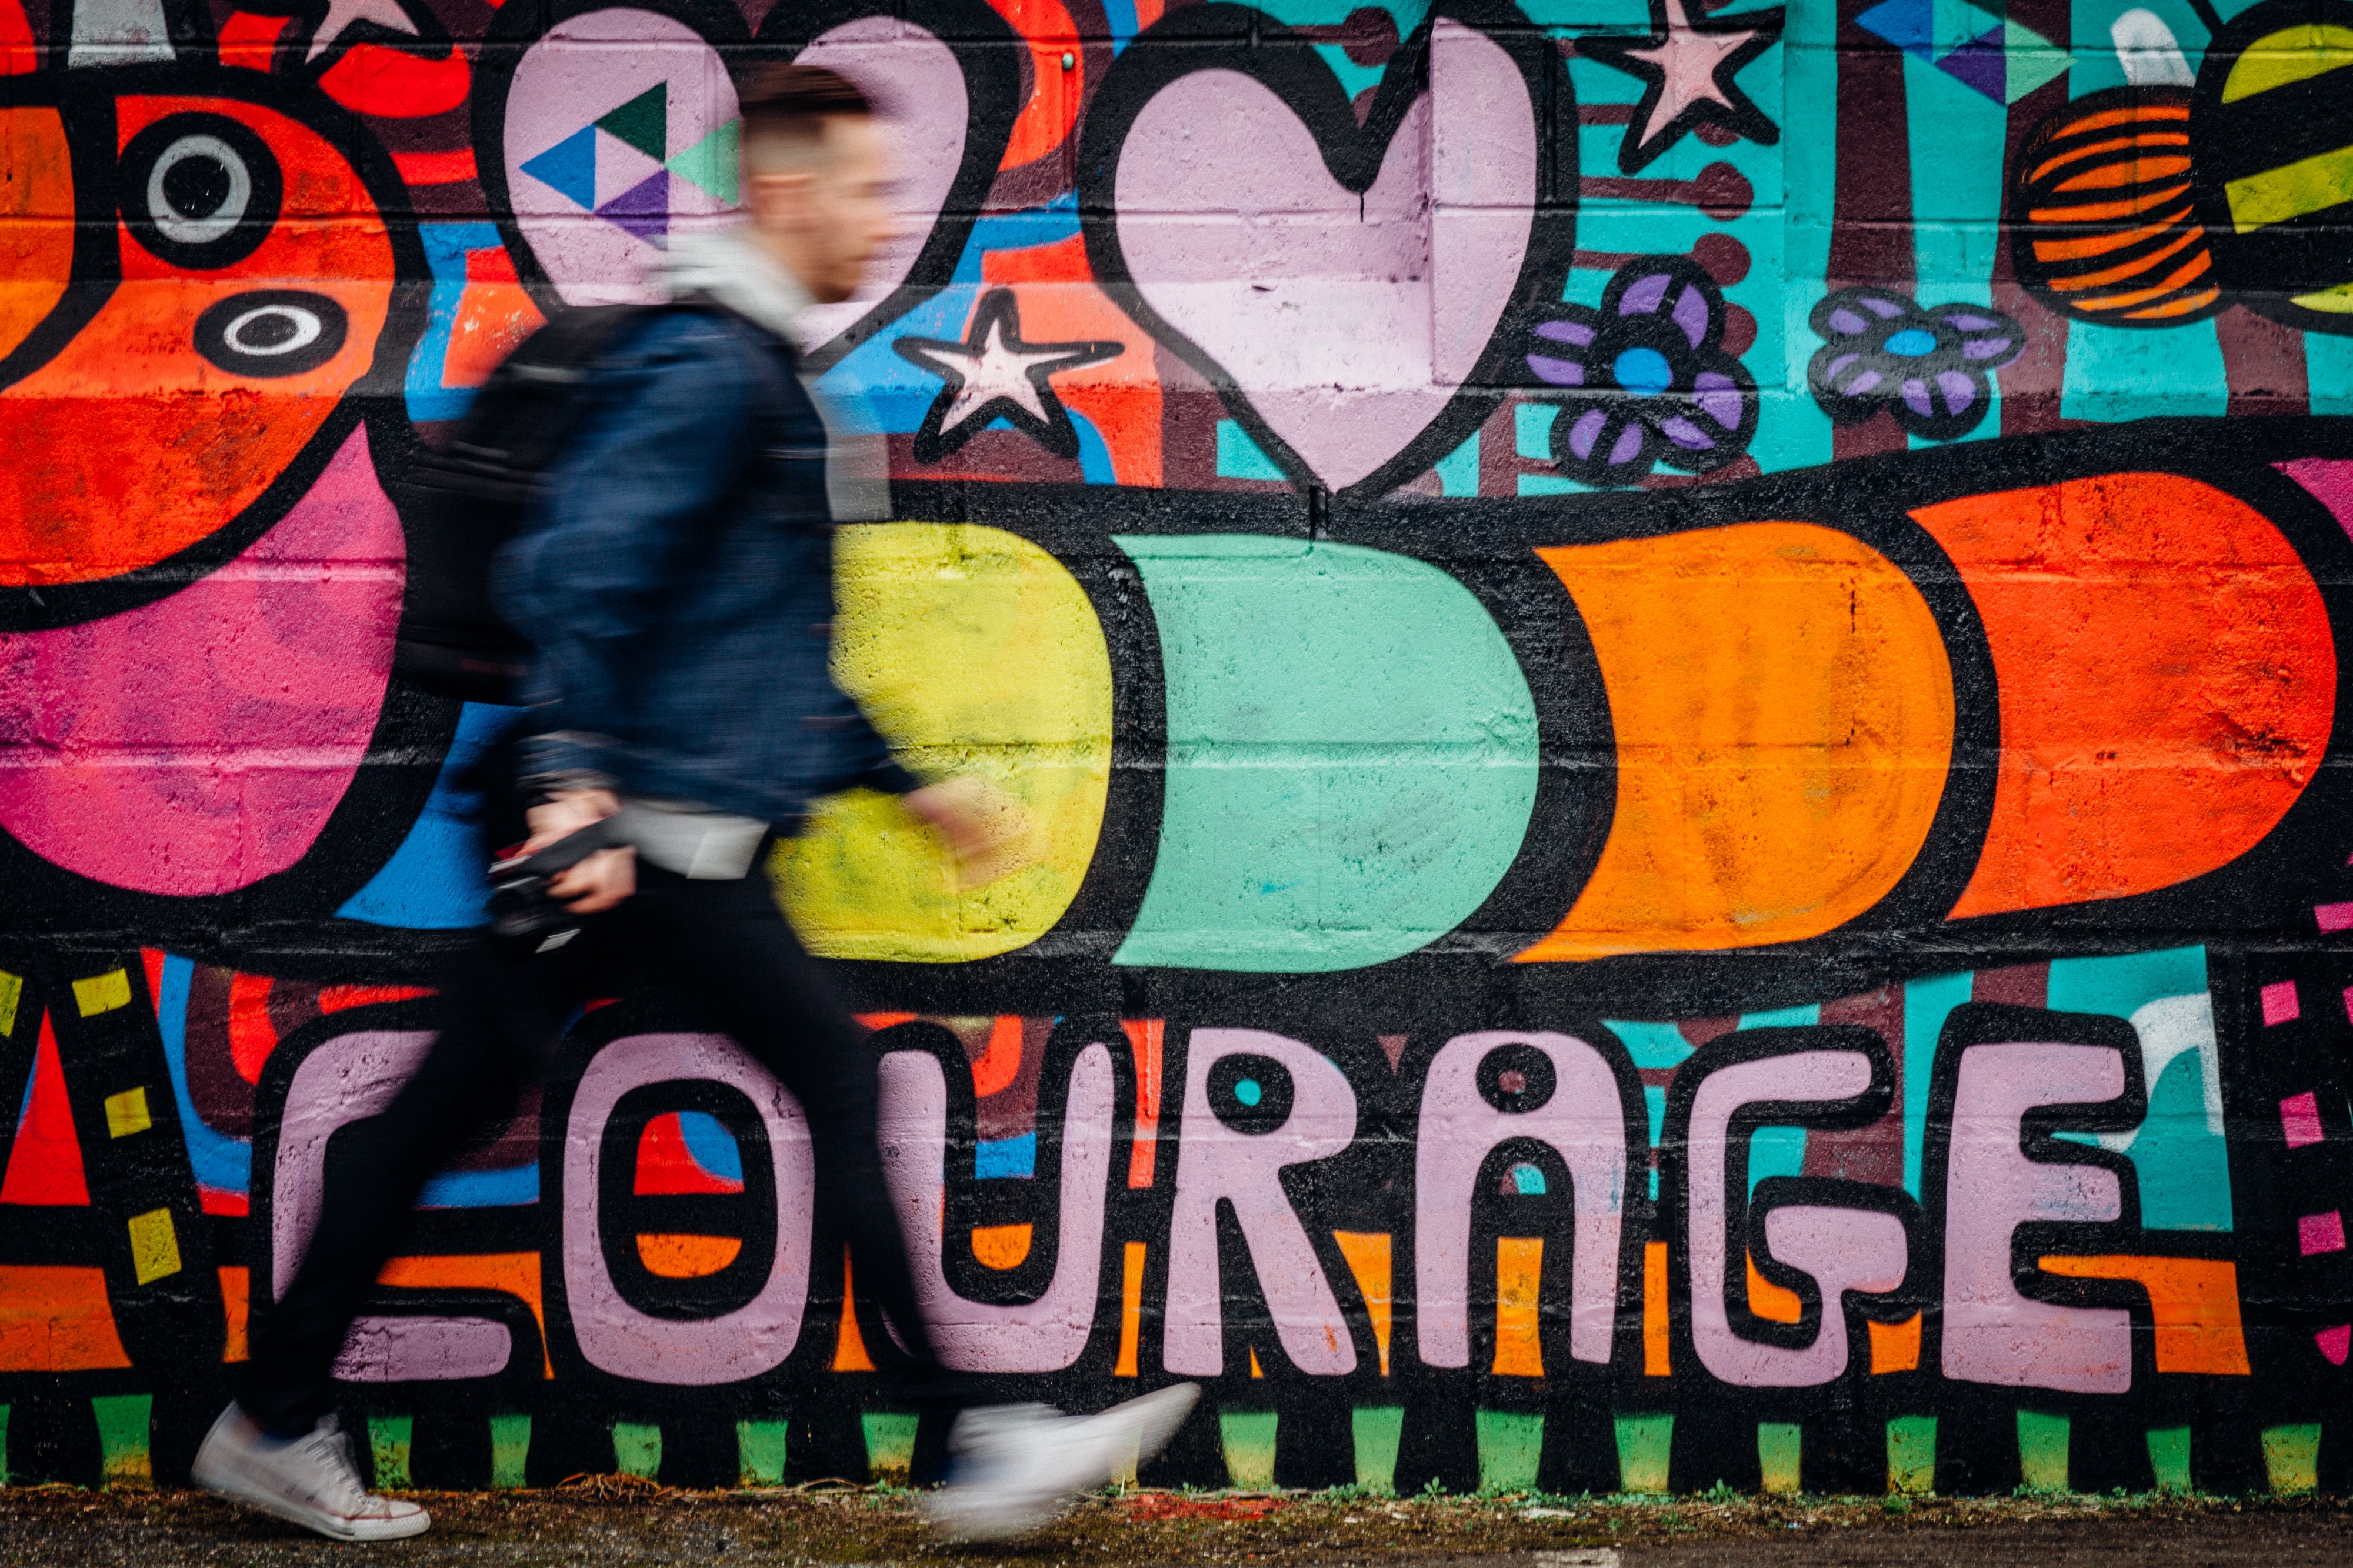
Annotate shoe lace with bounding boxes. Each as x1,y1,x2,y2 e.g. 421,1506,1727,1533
288,1419,374,1513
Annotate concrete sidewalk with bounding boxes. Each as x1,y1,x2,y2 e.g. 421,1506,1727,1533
3,1486,2350,1566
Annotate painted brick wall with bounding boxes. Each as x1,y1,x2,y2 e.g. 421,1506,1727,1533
4,0,2353,1499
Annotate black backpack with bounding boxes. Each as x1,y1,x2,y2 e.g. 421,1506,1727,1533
394,303,671,705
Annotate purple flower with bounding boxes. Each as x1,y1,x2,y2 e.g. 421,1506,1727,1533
1807,287,2024,441
1522,256,1757,487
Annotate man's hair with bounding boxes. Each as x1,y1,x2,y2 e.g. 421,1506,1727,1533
736,64,872,171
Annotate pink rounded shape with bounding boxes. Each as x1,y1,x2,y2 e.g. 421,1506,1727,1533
0,425,402,895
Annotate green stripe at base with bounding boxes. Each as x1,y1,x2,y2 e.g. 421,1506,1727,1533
489,1414,531,1489
368,1415,413,1490
1475,1409,1542,1493
1614,1412,1673,1494
738,1419,788,1487
1887,1416,1935,1496
1219,1409,1278,1490
613,1421,661,1480
1352,1406,1402,1494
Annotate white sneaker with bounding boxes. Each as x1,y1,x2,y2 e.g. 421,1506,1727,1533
919,1383,1199,1542
191,1403,431,1542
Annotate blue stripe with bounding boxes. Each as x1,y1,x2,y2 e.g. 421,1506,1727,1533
418,1163,541,1209
155,953,253,1195
974,1133,1037,1179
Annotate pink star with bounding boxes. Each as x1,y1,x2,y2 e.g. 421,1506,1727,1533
1622,0,1766,146
1580,0,1784,172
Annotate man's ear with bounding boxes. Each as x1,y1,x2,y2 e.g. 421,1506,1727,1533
744,169,816,226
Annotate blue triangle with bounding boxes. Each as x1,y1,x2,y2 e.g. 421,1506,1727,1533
521,125,598,211
1855,0,1935,58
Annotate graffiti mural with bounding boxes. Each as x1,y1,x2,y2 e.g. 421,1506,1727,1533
4,0,2353,1504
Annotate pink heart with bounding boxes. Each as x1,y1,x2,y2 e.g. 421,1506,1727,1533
0,426,401,896
1110,19,1537,492
794,16,972,356
501,5,976,358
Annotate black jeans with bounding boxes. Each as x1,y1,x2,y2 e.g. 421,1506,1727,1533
238,858,952,1436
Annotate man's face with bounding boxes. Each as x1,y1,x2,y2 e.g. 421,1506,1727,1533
792,114,895,305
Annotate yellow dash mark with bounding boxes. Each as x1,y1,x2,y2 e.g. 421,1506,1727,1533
1494,1237,1544,1377
74,969,131,1017
0,970,19,1036
1332,1230,1394,1377
833,1249,875,1372
127,1209,181,1285
1869,1313,1922,1373
1747,1252,1802,1324
1114,1241,1146,1377
971,1223,1033,1271
104,1087,151,1140
1644,1241,1671,1376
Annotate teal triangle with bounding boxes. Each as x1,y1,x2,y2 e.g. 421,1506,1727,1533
521,124,597,211
1930,0,1996,54
2001,16,2071,100
665,118,739,205
598,84,668,162
1855,0,1934,57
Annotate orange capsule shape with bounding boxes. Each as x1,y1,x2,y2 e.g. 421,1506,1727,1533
1914,473,2334,919
1520,522,1955,961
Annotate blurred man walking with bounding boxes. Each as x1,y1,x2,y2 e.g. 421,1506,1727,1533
191,64,1193,1544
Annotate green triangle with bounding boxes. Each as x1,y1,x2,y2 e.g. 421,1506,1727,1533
2001,18,2071,101
665,118,739,205
598,84,668,162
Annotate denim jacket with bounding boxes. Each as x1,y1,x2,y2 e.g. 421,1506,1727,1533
491,305,919,825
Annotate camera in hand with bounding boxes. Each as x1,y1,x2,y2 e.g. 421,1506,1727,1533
487,819,616,950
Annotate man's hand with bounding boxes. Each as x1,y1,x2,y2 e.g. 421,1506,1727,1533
522,788,636,914
904,776,1032,888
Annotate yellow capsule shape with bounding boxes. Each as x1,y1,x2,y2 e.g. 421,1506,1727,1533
772,522,1113,962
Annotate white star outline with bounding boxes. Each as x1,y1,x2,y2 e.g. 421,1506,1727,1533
1580,0,1784,174
894,289,1124,463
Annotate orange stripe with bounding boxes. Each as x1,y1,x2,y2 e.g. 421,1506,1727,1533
2030,180,2192,223
2029,131,2189,184
2039,1256,2249,1374
2031,208,2195,262
2054,154,2193,192
1493,1237,1544,1377
2121,286,2221,319
1642,1242,1670,1375
2047,102,2189,139
2071,248,2213,312
2048,224,2204,290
